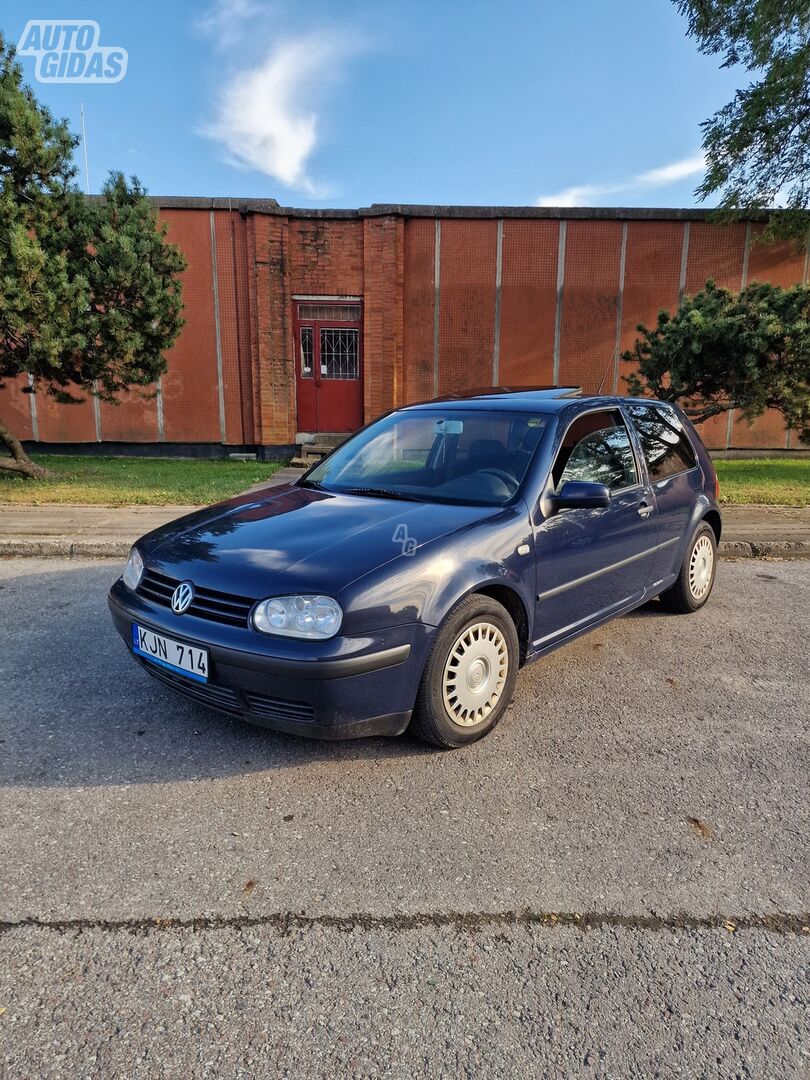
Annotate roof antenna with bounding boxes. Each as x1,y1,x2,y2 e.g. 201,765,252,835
80,104,90,194
597,348,616,395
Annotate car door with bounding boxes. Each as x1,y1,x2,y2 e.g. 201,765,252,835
624,403,702,586
532,408,657,648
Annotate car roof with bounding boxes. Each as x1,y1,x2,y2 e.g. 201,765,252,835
398,386,656,416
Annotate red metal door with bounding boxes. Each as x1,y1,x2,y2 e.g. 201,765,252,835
295,300,363,433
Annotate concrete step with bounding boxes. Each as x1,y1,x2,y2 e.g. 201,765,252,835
295,432,350,451
291,435,350,468
290,450,331,467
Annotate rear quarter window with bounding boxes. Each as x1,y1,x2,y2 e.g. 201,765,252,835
627,404,697,480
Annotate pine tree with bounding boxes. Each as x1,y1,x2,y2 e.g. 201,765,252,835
0,35,186,478
625,280,810,441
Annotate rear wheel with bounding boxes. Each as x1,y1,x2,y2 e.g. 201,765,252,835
660,522,717,613
410,594,519,748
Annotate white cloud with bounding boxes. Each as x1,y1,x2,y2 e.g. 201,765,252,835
201,32,360,195
536,154,705,207
196,0,271,47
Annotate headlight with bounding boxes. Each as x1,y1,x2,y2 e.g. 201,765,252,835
122,546,144,591
253,595,343,640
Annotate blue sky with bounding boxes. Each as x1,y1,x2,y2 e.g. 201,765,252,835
5,0,744,208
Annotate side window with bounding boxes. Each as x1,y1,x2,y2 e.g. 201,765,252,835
554,411,638,492
627,404,697,480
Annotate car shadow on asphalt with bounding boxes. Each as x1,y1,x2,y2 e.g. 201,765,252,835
0,561,690,790
0,562,435,789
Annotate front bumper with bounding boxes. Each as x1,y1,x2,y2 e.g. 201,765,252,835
108,580,433,739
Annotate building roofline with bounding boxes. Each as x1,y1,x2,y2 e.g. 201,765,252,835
361,204,734,221
140,196,772,223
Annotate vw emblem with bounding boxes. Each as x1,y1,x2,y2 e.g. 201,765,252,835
171,581,195,615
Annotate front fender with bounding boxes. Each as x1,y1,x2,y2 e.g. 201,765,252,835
338,504,535,635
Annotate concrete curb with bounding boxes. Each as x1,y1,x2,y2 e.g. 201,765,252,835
718,539,810,559
2,538,809,560
0,539,131,559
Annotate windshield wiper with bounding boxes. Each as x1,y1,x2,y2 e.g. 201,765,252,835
341,486,424,502
297,478,324,490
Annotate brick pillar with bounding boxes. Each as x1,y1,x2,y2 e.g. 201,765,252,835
248,213,296,447
363,215,405,422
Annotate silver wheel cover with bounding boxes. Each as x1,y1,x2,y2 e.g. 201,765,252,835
442,621,509,727
689,534,714,600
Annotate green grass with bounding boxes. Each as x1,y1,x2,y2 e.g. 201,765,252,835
714,458,810,507
0,454,287,506
0,453,807,507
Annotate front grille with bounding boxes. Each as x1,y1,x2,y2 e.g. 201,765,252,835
138,569,254,627
243,692,316,725
138,659,242,715
138,659,317,727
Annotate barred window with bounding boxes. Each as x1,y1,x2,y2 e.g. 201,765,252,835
320,328,359,380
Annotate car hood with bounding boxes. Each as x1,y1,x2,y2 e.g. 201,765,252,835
143,482,500,598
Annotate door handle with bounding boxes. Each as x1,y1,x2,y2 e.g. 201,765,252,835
637,501,653,518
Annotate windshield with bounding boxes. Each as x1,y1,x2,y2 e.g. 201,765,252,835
303,409,550,506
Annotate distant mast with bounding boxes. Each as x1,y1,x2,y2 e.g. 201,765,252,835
80,104,90,194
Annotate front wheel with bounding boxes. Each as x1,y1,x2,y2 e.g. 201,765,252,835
660,522,717,614
410,594,519,749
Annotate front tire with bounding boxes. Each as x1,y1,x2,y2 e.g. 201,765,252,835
410,594,519,748
660,522,717,614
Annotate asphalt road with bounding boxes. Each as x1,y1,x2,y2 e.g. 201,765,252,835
1,557,808,1077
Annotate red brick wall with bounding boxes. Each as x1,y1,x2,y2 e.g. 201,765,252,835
2,376,35,442
438,219,498,393
363,216,404,418
213,211,255,445
97,387,159,443
402,218,435,403
288,219,364,296
34,387,96,443
684,221,748,294
558,220,623,393
158,209,222,442
251,214,294,446
251,216,367,444
618,221,684,391
1,207,806,452
499,220,559,386
747,229,805,287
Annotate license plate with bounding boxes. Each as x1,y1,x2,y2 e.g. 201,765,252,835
132,624,209,682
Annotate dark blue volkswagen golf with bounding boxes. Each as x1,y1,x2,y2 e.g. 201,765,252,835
109,388,721,748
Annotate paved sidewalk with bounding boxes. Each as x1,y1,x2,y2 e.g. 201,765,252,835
0,467,304,558
1,489,808,558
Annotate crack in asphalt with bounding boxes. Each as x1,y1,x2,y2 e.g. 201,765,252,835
2,911,809,936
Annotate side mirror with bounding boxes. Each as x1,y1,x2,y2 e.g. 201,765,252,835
549,480,610,514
